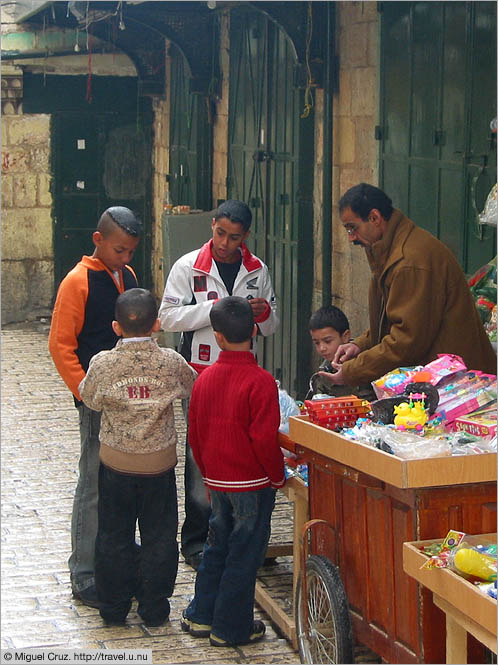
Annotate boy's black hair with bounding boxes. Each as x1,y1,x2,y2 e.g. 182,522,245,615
115,288,157,336
210,296,254,343
338,183,394,221
214,200,252,232
98,206,143,237
309,305,350,335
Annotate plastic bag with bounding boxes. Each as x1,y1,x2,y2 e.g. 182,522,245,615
468,256,497,325
278,386,301,433
449,537,497,582
478,183,497,227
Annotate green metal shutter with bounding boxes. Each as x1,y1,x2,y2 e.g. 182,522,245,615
228,7,314,397
380,1,496,274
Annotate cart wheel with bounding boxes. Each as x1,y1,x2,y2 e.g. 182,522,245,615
295,555,353,664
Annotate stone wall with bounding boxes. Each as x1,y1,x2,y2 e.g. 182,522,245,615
331,1,380,338
151,50,170,302
1,75,54,324
212,11,230,206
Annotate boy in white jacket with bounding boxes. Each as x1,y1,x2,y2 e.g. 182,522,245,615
159,200,278,569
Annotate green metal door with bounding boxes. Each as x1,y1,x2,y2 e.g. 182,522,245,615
380,1,496,275
228,7,314,398
169,45,212,211
53,109,152,288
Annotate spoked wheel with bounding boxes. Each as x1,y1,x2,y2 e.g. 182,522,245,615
295,555,353,664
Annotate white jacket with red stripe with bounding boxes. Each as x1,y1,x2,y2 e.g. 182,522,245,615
159,240,278,372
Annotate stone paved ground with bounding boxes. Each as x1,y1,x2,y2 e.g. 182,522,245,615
0,324,300,664
1,324,381,665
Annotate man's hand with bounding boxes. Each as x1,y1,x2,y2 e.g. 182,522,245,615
318,366,345,386
333,342,361,365
248,298,268,319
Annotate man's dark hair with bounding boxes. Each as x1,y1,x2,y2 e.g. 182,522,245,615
309,305,350,334
98,206,142,237
115,288,157,335
214,200,252,232
210,296,254,343
338,183,394,221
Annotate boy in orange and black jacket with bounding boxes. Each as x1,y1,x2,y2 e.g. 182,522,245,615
48,206,141,608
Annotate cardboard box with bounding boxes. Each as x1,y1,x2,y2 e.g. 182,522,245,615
454,410,497,438
288,415,497,489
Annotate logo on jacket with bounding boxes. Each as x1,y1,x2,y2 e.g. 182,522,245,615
127,385,151,399
207,291,218,300
246,277,259,290
194,276,207,292
198,344,211,362
163,295,180,305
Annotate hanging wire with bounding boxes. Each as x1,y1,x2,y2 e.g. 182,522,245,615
301,2,314,119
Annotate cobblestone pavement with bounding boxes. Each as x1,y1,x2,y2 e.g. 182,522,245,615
1,324,300,664
2,324,381,665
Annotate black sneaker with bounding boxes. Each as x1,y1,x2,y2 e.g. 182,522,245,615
180,609,212,637
72,585,100,609
102,616,127,627
209,620,266,647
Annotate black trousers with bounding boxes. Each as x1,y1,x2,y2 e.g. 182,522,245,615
95,464,179,624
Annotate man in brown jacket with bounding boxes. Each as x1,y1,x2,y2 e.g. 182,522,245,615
320,183,496,390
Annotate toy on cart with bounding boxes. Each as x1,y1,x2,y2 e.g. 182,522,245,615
393,394,428,431
304,395,371,431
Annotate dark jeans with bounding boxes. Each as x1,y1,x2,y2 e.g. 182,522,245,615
69,404,101,593
181,399,211,558
185,487,276,643
95,464,179,624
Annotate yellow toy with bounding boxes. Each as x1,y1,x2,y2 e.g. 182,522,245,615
453,547,497,582
393,396,428,431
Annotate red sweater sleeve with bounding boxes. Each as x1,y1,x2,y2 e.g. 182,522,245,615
188,385,206,478
248,375,285,488
48,267,88,400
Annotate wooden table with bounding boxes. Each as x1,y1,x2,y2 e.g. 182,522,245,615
403,534,497,663
255,433,309,649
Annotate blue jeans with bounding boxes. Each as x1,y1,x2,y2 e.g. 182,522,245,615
69,404,100,593
185,487,276,643
181,399,211,558
95,465,179,624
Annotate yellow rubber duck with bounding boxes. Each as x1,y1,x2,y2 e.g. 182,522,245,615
393,399,427,430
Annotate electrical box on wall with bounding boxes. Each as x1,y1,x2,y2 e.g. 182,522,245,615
161,209,215,350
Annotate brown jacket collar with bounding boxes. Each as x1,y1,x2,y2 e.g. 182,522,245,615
365,209,415,278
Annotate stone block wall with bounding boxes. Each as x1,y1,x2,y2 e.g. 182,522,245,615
331,1,380,338
211,11,230,206
151,49,170,301
1,80,54,325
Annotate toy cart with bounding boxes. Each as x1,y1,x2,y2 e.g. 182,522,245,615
288,416,497,664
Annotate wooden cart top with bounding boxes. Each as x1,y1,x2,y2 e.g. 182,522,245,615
288,415,497,489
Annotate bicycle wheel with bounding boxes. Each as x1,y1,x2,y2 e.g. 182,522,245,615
295,555,353,664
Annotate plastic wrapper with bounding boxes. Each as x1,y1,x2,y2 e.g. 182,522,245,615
448,537,497,582
278,385,301,433
468,255,497,325
342,419,386,447
372,366,423,399
379,430,452,459
485,305,497,343
372,354,467,400
478,183,497,227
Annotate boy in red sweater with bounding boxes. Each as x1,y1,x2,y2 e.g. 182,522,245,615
180,296,285,647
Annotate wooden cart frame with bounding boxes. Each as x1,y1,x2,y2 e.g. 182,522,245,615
284,416,497,664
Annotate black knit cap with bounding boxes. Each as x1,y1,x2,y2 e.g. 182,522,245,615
215,199,252,231
107,206,142,237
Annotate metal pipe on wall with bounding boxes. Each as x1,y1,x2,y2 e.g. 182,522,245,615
321,1,334,307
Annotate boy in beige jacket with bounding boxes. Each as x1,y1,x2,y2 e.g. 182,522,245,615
79,288,196,626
